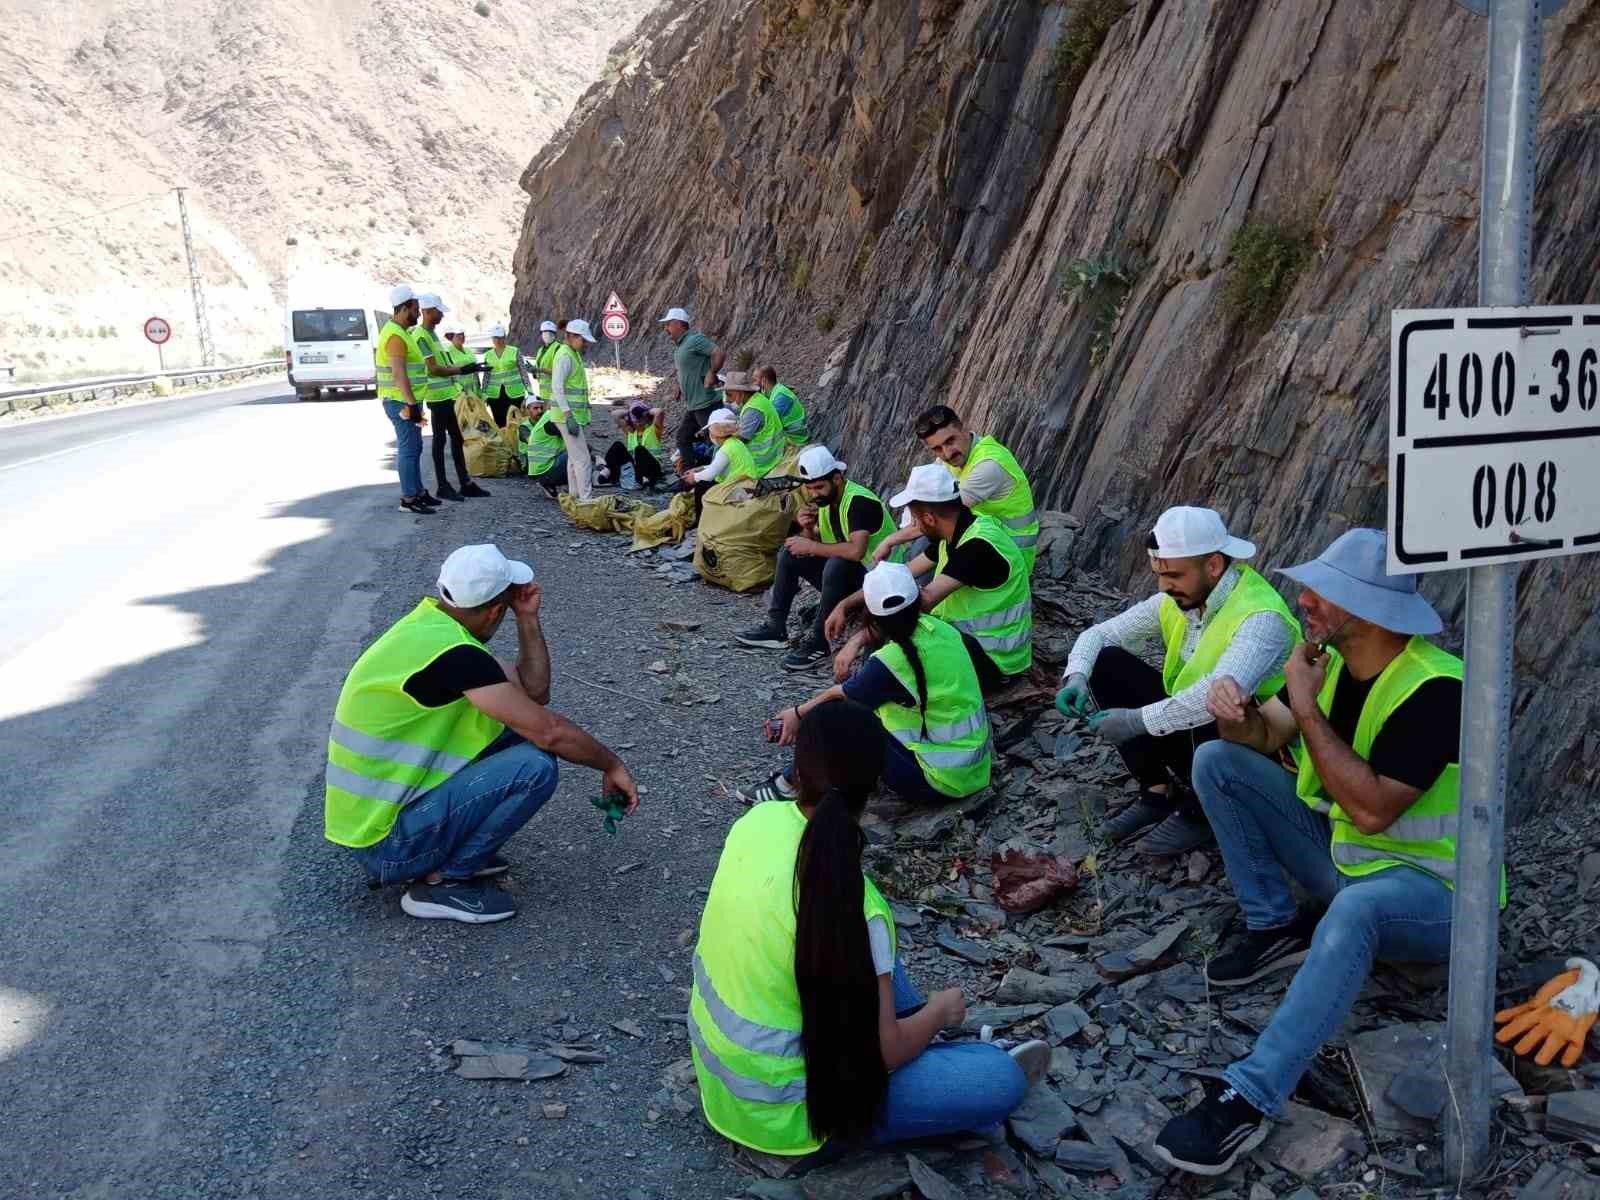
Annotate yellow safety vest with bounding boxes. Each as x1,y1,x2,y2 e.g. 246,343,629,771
484,344,526,399
816,479,896,561
551,344,591,425
412,326,458,403
714,437,758,484
690,800,896,1155
950,436,1039,574
1155,564,1301,700
375,320,427,403
626,424,663,465
740,392,784,476
324,598,504,848
873,614,992,797
520,414,566,476
932,514,1033,676
535,340,560,403
768,383,809,447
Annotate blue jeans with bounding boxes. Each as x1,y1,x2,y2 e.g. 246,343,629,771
530,450,569,487
1192,741,1454,1117
781,731,947,806
352,730,559,884
384,400,424,497
868,962,1028,1144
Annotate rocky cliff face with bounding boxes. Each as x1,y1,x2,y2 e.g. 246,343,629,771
512,0,1600,813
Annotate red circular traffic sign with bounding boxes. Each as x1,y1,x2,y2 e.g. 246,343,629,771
144,316,172,346
601,313,630,341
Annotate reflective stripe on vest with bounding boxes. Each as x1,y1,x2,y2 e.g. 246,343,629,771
535,340,560,402
412,326,458,403
715,437,758,484
816,479,896,560
873,614,993,797
955,436,1040,572
689,800,896,1154
375,320,427,402
1156,564,1301,702
441,344,477,397
324,598,505,848
769,383,809,447
740,392,784,476
1294,637,1486,895
484,344,526,398
552,344,590,423
626,425,663,465
932,515,1033,675
521,415,565,475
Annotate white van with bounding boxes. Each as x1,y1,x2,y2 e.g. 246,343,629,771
284,299,390,400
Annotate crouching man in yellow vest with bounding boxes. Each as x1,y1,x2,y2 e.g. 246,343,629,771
324,544,638,924
1152,528,1479,1177
1057,506,1301,858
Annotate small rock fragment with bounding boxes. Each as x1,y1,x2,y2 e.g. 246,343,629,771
542,1103,568,1119
611,1018,647,1039
906,1153,964,1200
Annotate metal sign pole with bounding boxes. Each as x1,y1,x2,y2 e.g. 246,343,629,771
1444,0,1540,1179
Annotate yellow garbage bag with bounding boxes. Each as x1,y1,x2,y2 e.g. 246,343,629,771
457,393,514,477
630,492,696,551
695,478,797,592
558,492,644,534
500,405,526,457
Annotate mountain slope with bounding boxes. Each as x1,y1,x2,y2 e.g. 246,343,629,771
511,0,1600,812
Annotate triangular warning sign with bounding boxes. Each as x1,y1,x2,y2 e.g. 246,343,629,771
602,291,627,315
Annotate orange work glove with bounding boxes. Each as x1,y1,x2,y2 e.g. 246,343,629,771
1494,959,1599,1067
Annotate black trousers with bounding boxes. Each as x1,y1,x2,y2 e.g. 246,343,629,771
603,441,665,488
769,552,866,645
1088,646,1215,815
677,406,714,466
486,390,518,427
426,402,470,488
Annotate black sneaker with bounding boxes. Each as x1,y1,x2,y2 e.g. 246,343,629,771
460,481,490,497
781,640,829,671
1205,916,1314,988
399,497,437,515
400,881,515,924
1101,792,1170,844
744,773,798,806
735,620,789,650
416,491,442,507
1153,1080,1269,1176
539,482,560,500
1136,808,1215,857
434,483,465,502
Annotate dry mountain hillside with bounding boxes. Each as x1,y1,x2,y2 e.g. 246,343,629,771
513,0,1600,813
0,0,653,377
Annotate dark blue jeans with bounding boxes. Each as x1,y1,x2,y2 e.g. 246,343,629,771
783,729,946,805
383,400,424,497
353,730,559,884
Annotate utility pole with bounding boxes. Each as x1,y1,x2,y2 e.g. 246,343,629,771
174,188,215,367
1444,0,1541,1180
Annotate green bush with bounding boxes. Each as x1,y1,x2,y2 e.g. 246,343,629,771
1223,215,1314,332
474,1,490,16
733,348,755,371
816,311,836,334
790,259,812,294
1060,254,1138,363
1054,0,1130,104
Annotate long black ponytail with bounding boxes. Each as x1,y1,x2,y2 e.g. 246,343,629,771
792,699,888,1144
867,604,928,738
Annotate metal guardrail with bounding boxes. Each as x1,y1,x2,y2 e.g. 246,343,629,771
0,360,284,404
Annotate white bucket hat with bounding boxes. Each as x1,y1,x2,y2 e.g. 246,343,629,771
566,318,597,343
796,445,847,480
657,307,692,324
438,544,533,608
1277,528,1442,635
889,462,961,508
863,562,919,616
1149,506,1256,561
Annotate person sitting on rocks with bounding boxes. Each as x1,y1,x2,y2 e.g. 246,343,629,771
872,404,1039,574
680,407,755,523
753,562,993,806
757,365,809,449
723,370,785,479
518,398,569,500
1056,506,1300,858
827,464,1030,695
1153,528,1471,1177
693,696,1046,1158
324,544,637,924
735,444,896,671
599,401,667,490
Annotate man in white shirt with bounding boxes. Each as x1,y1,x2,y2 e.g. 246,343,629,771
1058,508,1300,856
550,319,597,500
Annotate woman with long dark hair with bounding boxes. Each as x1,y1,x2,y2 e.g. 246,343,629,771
751,561,993,806
690,698,1046,1156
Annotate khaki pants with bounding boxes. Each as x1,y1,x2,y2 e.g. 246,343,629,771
560,420,593,500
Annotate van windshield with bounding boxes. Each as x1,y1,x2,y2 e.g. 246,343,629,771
292,309,369,342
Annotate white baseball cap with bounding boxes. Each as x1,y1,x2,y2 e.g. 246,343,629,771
490,322,507,337
438,544,533,608
796,445,847,480
1149,506,1256,560
418,292,449,314
539,320,558,333
438,319,461,335
863,562,920,616
889,462,961,508
388,283,417,307
705,406,738,427
566,318,597,343
657,307,692,324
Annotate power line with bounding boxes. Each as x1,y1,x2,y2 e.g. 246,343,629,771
0,192,169,245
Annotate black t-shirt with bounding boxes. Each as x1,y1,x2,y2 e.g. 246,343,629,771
936,510,1009,589
1279,672,1462,792
843,494,884,539
403,644,506,707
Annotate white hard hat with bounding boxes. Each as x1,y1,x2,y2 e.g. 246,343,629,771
796,445,847,480
863,562,919,617
388,283,417,307
1149,506,1256,561
657,307,692,324
490,322,507,338
438,544,533,608
566,318,597,343
889,462,961,508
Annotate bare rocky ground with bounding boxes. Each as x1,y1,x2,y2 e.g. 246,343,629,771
127,399,1600,1200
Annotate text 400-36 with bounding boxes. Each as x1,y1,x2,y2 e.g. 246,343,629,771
1420,348,1599,420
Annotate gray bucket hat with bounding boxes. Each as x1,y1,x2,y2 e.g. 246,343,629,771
1276,528,1442,636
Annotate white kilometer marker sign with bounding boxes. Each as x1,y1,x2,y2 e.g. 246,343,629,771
1388,304,1600,573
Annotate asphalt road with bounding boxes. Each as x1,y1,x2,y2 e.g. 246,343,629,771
0,379,785,1199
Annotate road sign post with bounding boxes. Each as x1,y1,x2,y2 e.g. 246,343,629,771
602,295,629,370
144,315,172,372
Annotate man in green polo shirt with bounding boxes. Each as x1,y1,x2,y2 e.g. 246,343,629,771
658,306,725,470
1056,506,1300,857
